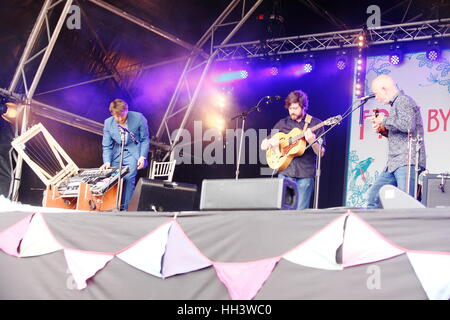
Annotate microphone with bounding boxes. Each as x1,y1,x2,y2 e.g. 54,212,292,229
358,93,376,101
118,124,138,145
265,95,281,103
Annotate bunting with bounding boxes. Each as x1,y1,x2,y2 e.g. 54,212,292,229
0,214,34,256
213,257,281,300
19,213,63,257
116,220,173,277
1,210,449,299
162,221,212,278
283,214,347,270
64,249,114,290
407,251,450,300
342,212,405,267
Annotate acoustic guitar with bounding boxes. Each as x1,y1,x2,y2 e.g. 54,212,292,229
266,115,342,171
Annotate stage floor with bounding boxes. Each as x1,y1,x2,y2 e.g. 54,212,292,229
1,200,450,300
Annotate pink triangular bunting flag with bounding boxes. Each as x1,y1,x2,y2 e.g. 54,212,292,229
283,214,347,270
343,212,405,267
19,213,63,257
407,251,450,300
0,214,34,257
214,257,280,300
64,249,114,290
162,221,211,278
116,220,173,277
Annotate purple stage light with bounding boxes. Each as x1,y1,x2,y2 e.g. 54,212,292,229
270,66,279,76
214,70,249,83
240,70,248,79
389,53,401,65
336,59,346,70
303,63,313,73
426,49,439,61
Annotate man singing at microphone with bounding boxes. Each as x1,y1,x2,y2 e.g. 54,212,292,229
366,75,426,208
261,90,325,209
100,99,150,210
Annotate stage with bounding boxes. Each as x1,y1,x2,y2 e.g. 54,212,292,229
1,199,450,300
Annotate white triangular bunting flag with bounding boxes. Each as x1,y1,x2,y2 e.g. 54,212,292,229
407,251,450,300
342,213,405,267
283,214,347,270
64,249,114,290
116,220,173,278
19,213,63,257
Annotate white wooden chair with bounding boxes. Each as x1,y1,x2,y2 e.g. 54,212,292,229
149,160,176,182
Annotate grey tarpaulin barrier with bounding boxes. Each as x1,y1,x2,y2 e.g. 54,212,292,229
1,207,450,299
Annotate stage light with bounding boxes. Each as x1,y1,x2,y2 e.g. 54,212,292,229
389,52,402,65
357,33,365,48
214,70,249,83
303,63,313,73
426,41,441,61
1,95,18,121
336,59,346,70
270,66,279,76
389,45,403,65
240,70,248,79
335,51,348,71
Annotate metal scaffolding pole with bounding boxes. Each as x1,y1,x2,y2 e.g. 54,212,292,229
87,0,205,57
155,0,243,141
8,0,74,201
155,0,264,162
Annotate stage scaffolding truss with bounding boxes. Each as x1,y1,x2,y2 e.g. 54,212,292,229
2,0,449,201
213,18,450,61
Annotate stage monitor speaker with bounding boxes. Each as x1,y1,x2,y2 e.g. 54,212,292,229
422,173,450,207
379,185,425,209
199,178,298,210
128,178,197,212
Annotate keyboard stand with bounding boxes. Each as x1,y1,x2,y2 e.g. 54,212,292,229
43,181,122,211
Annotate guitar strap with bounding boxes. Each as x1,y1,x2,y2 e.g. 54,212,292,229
302,114,312,131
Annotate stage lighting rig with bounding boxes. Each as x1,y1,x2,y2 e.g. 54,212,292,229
335,50,348,70
0,92,21,122
426,40,441,61
389,44,403,65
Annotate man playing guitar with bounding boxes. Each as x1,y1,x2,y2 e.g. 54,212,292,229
261,90,325,209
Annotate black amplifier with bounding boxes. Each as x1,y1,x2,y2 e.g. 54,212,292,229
199,178,298,210
422,173,450,207
128,178,197,212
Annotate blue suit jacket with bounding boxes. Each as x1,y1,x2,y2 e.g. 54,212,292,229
102,111,150,164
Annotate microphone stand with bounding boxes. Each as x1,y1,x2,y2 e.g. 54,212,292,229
313,137,323,209
414,133,422,199
231,96,268,180
304,98,371,153
114,128,126,211
303,98,371,209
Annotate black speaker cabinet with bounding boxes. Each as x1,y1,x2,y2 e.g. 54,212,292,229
422,173,450,207
199,178,298,210
128,178,197,212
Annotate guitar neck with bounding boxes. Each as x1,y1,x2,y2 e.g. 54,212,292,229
293,122,325,141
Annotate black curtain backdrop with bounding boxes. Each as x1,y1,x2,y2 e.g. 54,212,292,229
176,52,354,209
